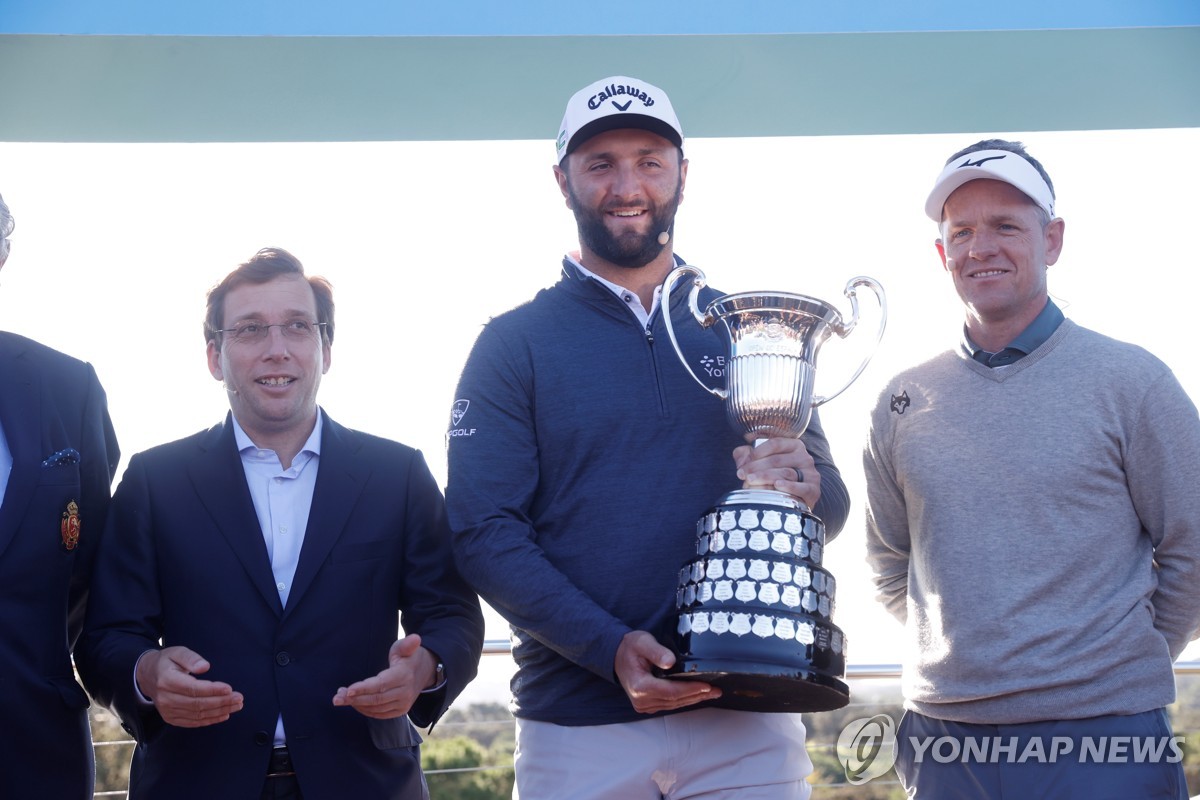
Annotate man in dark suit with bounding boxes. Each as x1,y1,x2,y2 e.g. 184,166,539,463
0,191,121,799
77,247,484,799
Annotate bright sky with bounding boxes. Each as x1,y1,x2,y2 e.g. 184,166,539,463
5,0,1196,35
2,127,1198,704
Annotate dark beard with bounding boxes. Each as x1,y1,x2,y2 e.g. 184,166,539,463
568,181,682,269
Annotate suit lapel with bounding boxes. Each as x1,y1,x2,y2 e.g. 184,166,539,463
0,337,43,559
187,416,284,616
286,413,367,616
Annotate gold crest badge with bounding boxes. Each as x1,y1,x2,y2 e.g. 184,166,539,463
61,500,81,551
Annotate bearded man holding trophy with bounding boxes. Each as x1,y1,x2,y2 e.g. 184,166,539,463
447,74,885,800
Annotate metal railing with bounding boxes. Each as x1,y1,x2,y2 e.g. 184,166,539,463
89,644,1200,798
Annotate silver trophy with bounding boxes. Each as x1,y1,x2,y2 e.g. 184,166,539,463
660,265,886,712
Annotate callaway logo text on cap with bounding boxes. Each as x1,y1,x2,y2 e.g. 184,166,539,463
556,76,683,164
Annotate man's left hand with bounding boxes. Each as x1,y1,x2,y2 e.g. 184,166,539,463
734,437,820,509
332,634,436,719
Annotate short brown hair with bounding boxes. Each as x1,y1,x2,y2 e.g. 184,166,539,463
204,247,334,346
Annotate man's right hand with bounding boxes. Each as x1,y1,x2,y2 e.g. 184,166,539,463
136,646,244,728
614,630,721,714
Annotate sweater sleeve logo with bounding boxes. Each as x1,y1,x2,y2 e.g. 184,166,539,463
889,391,910,415
451,399,469,426
699,354,726,378
447,398,477,438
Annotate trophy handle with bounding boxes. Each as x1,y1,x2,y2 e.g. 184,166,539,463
661,265,728,399
812,276,887,408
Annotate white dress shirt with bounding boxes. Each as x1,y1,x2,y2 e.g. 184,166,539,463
232,414,322,610
232,412,322,745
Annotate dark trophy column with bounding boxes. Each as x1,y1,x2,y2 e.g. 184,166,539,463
659,266,886,713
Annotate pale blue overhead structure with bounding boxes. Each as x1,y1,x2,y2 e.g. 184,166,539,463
1,1,1197,142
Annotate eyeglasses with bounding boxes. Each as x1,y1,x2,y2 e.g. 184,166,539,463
215,319,327,344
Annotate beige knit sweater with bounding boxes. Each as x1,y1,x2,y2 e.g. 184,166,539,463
865,319,1200,724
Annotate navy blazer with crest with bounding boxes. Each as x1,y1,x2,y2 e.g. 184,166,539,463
76,411,484,799
0,332,120,799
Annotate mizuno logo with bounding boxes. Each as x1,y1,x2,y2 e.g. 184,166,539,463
613,100,633,111
958,155,1006,169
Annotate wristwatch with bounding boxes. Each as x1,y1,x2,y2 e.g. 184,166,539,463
432,661,446,688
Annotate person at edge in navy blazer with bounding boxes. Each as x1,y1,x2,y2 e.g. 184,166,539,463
76,247,484,800
0,191,121,799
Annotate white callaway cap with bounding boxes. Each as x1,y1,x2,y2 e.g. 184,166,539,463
556,76,683,164
925,149,1056,222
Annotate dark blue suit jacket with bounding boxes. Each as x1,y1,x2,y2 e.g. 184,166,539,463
0,332,119,799
76,411,484,800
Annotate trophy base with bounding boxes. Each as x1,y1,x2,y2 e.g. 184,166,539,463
665,658,850,713
668,495,849,713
